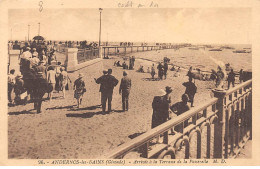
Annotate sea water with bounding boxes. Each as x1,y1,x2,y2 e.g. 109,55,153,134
131,44,252,72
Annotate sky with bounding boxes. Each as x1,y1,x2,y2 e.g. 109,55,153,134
8,8,251,44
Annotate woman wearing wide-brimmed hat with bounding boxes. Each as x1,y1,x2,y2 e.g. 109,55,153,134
151,86,172,129
151,87,172,143
73,73,86,108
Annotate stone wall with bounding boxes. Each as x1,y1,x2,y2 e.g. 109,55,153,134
65,47,102,72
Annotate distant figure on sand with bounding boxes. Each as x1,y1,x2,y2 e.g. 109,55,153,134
129,56,133,70
227,69,236,89
173,67,181,77
96,69,118,113
119,71,131,111
187,66,193,79
157,62,164,80
182,77,197,107
170,65,175,71
122,61,128,69
116,61,122,67
163,62,168,79
151,64,156,79
137,65,145,73
131,56,135,68
170,94,190,132
74,73,86,108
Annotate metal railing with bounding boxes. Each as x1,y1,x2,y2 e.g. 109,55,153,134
102,45,177,57
77,48,99,64
104,80,252,159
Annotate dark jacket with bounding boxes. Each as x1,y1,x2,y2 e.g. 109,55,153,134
34,64,46,79
227,71,236,82
96,74,118,93
151,95,169,128
164,63,168,72
119,76,131,93
183,81,197,96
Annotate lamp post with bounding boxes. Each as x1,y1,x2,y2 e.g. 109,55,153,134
28,24,30,41
99,8,103,47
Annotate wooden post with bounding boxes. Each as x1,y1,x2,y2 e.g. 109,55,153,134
212,89,227,158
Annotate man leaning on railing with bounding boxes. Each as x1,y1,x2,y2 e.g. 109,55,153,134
170,94,190,133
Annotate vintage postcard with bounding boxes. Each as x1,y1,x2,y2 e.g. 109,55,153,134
0,0,260,166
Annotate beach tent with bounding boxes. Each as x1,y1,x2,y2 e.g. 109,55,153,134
33,36,45,41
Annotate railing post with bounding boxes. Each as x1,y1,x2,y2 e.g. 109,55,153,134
103,47,106,58
212,89,227,158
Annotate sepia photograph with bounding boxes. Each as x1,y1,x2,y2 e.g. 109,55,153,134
1,0,259,166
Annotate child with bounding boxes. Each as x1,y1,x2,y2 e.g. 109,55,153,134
8,69,16,104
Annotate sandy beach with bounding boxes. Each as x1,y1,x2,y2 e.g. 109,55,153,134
7,55,219,159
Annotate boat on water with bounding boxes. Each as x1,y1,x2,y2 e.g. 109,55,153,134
209,48,222,51
233,50,251,53
221,46,235,50
188,47,199,50
204,45,213,48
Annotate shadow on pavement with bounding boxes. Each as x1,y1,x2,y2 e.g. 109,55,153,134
8,109,36,115
128,132,145,139
142,78,161,81
46,105,77,110
68,104,101,111
66,111,108,118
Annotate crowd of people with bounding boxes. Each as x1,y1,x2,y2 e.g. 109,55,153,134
150,62,248,140
8,47,249,137
8,45,71,113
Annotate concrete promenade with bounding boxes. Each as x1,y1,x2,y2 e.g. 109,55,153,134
8,56,249,159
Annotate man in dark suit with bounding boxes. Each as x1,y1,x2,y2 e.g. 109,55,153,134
119,71,131,111
95,70,108,105
96,68,118,113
